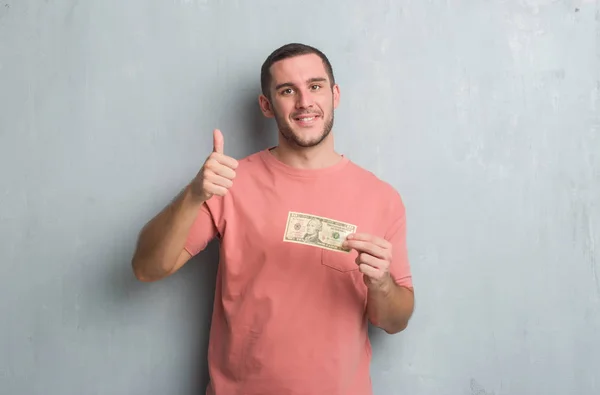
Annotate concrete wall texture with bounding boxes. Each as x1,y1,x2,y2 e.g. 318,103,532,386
1,0,599,394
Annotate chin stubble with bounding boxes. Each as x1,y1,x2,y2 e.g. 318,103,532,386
276,110,335,148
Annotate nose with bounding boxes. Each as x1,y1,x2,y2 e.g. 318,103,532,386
295,88,314,109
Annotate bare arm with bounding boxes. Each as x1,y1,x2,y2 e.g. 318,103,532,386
131,129,238,282
344,233,415,334
366,282,414,334
131,185,206,282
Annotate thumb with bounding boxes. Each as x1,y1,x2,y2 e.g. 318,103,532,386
213,129,224,154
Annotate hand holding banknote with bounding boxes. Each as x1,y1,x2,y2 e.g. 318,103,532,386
343,233,393,291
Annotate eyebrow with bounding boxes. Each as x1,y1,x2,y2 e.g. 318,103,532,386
274,77,328,91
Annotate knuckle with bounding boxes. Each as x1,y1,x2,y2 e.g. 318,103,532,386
203,162,214,173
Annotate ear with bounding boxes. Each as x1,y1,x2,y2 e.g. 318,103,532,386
332,84,340,109
258,94,275,118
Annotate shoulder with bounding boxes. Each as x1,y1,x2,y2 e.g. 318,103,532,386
346,161,403,199
345,160,407,220
230,150,268,176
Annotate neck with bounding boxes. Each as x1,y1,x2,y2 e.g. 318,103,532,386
270,134,342,169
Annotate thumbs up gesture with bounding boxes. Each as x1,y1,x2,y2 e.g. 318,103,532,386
189,129,239,202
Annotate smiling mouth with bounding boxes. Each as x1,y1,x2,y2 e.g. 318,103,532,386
293,114,320,125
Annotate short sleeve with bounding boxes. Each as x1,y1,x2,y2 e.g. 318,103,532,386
184,201,219,257
384,191,413,289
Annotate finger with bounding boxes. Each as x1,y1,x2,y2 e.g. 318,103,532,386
213,129,224,154
358,264,380,278
347,233,389,249
210,153,239,169
345,240,387,260
206,161,237,179
355,252,385,269
204,172,234,189
204,184,229,197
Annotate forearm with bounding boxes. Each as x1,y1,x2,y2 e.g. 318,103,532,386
132,184,205,280
366,281,414,334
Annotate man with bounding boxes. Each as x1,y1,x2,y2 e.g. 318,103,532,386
131,43,415,395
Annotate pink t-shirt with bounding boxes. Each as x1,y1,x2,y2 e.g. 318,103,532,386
185,148,412,395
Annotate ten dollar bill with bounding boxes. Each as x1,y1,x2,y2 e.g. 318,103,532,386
283,211,357,253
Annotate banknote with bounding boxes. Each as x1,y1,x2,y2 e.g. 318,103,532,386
283,211,357,252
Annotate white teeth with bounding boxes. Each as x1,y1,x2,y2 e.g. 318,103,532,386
298,117,315,121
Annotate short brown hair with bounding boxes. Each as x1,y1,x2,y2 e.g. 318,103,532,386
260,43,335,98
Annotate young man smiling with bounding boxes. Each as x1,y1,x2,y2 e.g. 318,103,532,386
131,43,415,395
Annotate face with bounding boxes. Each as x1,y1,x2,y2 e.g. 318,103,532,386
306,219,321,234
259,54,340,148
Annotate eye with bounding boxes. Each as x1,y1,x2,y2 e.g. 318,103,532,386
310,84,321,91
281,88,294,95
